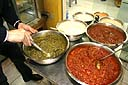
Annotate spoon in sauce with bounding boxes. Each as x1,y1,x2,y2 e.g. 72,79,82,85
96,43,128,69
31,40,51,57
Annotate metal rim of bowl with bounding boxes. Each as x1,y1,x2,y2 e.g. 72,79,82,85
99,16,123,27
65,42,123,85
23,30,70,64
72,12,95,22
86,23,128,49
56,19,87,41
56,19,87,35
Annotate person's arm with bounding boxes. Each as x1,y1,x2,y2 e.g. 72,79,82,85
0,26,7,44
0,0,37,46
0,26,32,46
2,0,37,33
2,0,19,27
7,29,32,46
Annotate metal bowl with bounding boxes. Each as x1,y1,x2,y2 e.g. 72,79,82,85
56,19,87,41
86,23,128,49
65,42,123,85
22,30,69,64
73,12,95,25
99,17,123,28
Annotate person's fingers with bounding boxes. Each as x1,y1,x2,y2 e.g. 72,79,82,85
23,32,32,46
7,29,33,46
26,25,38,33
22,34,28,46
18,23,38,33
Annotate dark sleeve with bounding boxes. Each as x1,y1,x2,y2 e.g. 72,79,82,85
0,26,7,44
2,0,20,26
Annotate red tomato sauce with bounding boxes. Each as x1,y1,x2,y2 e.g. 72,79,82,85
67,45,121,85
87,24,126,44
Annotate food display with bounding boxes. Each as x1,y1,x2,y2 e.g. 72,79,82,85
23,30,69,64
94,12,109,19
66,42,122,85
87,23,126,46
73,12,94,24
56,20,87,41
99,17,123,28
56,20,86,35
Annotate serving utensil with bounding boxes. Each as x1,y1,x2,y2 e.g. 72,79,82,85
31,41,51,57
96,43,128,69
31,41,42,51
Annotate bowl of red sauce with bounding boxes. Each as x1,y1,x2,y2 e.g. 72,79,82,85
86,23,127,49
65,42,123,85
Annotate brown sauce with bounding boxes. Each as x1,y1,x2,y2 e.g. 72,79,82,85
87,24,126,44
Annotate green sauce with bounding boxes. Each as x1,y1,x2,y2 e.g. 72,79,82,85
24,32,67,61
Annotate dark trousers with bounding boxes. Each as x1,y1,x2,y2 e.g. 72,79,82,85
0,42,33,84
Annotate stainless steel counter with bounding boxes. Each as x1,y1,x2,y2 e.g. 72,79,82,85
26,34,90,85
26,33,128,85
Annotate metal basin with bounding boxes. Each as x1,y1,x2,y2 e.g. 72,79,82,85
73,12,95,25
22,30,69,64
65,42,123,85
56,20,87,41
86,23,128,49
99,16,123,28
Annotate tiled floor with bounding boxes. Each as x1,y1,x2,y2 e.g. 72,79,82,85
2,58,41,85
2,58,56,85
1,0,128,85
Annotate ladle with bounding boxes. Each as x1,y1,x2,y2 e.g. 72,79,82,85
31,41,51,57
96,43,128,69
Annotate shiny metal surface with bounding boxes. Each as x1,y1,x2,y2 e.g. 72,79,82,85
65,42,123,85
26,34,90,85
56,20,87,41
31,41,43,52
26,33,128,85
99,16,123,28
23,30,69,65
86,23,128,49
98,42,128,61
72,12,95,25
31,41,51,57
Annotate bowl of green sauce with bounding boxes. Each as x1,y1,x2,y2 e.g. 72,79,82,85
23,30,70,64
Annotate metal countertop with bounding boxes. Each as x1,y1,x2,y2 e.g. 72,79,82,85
26,33,128,85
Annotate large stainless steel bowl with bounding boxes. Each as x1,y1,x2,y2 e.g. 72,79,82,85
86,23,128,49
72,12,95,25
65,42,123,85
99,16,123,28
56,20,87,41
22,30,69,64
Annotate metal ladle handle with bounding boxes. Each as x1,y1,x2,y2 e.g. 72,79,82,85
100,42,128,61
31,39,51,57
31,41,43,51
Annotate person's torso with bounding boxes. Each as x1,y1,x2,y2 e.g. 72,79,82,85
0,0,4,26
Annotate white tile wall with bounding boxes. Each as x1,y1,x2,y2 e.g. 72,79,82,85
66,0,120,19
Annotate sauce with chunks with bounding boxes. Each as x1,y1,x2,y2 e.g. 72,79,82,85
87,24,126,44
67,44,121,85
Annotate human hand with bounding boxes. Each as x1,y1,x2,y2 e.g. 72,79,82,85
18,23,38,34
7,29,32,46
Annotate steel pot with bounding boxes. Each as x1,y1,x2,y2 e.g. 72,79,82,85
56,19,87,41
22,30,69,64
99,16,123,28
73,12,95,25
65,42,123,85
86,23,128,49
